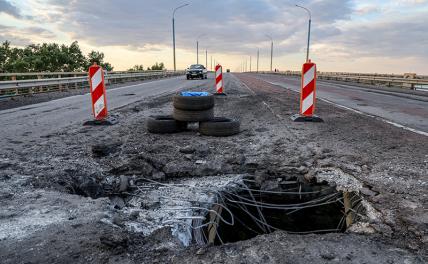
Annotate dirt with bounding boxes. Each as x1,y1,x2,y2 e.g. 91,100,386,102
0,73,427,263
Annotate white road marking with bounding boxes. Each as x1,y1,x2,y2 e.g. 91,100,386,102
265,81,428,137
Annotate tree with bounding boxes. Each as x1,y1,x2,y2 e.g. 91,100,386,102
128,64,145,71
0,41,11,72
147,62,165,71
0,41,114,73
86,50,113,71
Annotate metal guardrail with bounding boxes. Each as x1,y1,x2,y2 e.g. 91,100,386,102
256,71,428,91
0,71,185,98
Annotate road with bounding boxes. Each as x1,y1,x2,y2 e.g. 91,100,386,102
251,74,428,133
0,74,213,144
2,72,427,147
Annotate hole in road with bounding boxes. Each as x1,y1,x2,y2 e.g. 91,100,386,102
198,180,365,245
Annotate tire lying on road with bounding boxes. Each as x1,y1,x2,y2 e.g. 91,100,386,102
199,117,240,137
173,108,214,122
146,116,187,134
173,94,214,111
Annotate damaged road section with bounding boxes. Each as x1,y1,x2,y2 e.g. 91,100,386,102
0,73,427,263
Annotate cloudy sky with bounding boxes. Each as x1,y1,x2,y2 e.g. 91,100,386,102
1,0,427,73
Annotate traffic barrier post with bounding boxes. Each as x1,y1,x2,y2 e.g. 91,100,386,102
84,63,115,126
291,60,323,122
215,64,226,95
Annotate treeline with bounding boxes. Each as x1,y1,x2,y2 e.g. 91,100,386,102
128,62,165,71
0,41,113,73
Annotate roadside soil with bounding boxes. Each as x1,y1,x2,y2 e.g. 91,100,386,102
0,73,426,263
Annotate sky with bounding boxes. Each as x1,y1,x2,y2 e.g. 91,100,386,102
0,0,427,74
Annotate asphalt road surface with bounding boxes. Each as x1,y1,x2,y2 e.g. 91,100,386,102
2,73,427,148
252,74,428,134
0,74,213,144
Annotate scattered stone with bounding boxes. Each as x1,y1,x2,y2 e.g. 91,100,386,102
360,187,378,197
152,171,166,180
195,160,206,165
179,146,195,154
0,191,13,200
78,177,104,198
255,127,269,132
118,175,129,192
321,252,336,260
196,247,207,255
99,233,128,249
347,222,376,234
91,142,122,158
110,196,126,209
163,161,193,178
197,145,210,156
112,214,125,227
184,154,193,160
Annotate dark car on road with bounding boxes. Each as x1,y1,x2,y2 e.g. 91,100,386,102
186,64,208,80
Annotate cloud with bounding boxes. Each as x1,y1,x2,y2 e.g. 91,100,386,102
0,0,21,18
0,24,56,45
317,12,428,60
2,0,427,73
44,0,352,56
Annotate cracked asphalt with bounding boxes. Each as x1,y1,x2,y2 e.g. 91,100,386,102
0,73,426,263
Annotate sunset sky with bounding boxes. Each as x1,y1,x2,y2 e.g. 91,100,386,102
1,0,427,74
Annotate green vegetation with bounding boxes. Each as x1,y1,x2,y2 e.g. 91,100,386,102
148,62,165,71
0,41,113,73
128,64,145,71
128,63,166,71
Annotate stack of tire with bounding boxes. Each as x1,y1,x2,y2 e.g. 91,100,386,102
146,92,240,137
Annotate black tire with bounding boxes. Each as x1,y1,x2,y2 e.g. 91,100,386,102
146,116,186,134
199,117,240,137
173,94,214,111
173,108,214,122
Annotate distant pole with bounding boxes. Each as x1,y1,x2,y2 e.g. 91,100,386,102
172,3,189,71
257,49,259,73
296,5,312,62
196,33,205,65
250,56,252,72
205,50,208,68
266,34,273,71
211,56,213,70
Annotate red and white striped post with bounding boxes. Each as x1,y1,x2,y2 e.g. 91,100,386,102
88,63,108,120
215,64,226,95
292,60,323,122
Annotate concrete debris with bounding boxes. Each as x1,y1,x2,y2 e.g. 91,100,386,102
119,174,245,246
179,146,196,154
313,167,363,192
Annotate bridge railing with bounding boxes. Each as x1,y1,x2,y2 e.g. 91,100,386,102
0,70,185,98
256,71,428,91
